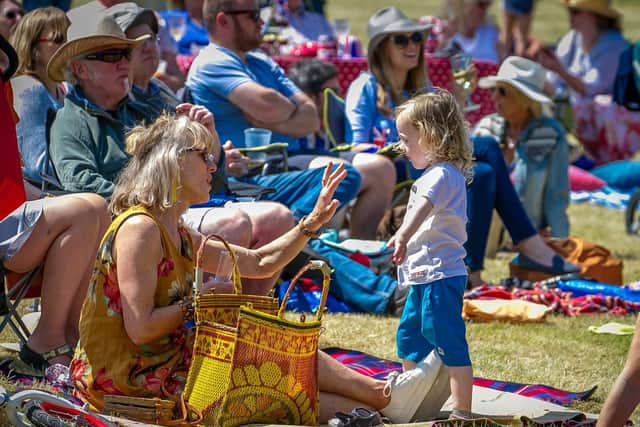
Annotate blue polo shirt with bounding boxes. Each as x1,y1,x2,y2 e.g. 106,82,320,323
186,43,301,149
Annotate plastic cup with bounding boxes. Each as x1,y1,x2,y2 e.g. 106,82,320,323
244,128,272,162
211,250,233,285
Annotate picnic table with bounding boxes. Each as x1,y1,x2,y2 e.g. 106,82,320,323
175,54,498,126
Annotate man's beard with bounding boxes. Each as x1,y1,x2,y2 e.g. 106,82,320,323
233,28,262,52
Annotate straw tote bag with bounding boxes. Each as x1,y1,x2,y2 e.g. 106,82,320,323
186,260,331,426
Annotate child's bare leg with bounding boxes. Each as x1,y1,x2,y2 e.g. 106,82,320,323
448,365,473,412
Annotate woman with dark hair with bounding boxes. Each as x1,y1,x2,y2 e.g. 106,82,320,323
9,7,69,185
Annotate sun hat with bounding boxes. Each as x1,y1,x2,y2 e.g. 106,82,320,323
478,56,552,104
563,0,620,20
105,2,159,35
366,6,432,64
47,11,150,82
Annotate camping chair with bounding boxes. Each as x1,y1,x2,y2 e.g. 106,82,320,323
181,86,289,176
0,264,41,347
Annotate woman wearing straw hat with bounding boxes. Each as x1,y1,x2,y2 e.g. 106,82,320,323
474,56,571,239
536,0,627,123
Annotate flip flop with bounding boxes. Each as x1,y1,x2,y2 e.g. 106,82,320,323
328,407,384,427
588,322,636,336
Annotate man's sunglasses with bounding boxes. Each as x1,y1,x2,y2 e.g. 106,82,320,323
392,32,424,48
224,9,261,22
84,48,132,63
3,9,24,20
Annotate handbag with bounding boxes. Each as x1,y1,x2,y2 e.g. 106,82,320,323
186,260,331,427
193,233,279,327
103,394,202,426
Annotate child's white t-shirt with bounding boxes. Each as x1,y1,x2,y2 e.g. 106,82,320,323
398,163,468,286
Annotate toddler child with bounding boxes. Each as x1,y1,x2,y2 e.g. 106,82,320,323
387,89,475,419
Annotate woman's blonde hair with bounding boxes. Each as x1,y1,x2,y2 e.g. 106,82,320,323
396,89,474,182
501,82,544,119
370,35,428,116
10,7,69,76
110,113,218,216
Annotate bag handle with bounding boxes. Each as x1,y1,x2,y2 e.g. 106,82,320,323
195,233,242,295
277,260,331,322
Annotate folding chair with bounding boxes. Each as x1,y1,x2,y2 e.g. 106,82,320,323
0,263,42,347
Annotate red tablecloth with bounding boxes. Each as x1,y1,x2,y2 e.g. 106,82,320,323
175,54,498,125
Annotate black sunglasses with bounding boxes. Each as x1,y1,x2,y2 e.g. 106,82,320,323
224,9,261,22
3,9,24,20
37,34,65,44
493,86,508,97
84,48,132,63
392,32,424,48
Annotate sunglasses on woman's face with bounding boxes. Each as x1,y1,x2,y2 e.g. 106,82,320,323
3,8,23,20
84,48,132,63
183,148,217,168
493,86,508,97
392,32,424,48
37,34,65,44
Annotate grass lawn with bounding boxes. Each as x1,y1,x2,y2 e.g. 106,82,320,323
17,0,640,424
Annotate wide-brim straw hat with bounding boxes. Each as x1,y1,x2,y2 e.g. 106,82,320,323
563,0,620,20
478,56,552,104
367,6,432,65
47,12,150,82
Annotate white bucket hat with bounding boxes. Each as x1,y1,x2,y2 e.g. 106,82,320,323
478,56,552,104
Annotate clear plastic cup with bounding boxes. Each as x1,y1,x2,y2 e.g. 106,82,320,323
244,128,272,162
211,250,233,285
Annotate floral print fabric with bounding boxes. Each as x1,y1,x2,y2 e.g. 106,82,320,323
70,206,195,410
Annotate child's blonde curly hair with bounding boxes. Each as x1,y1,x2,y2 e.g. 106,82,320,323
396,89,474,182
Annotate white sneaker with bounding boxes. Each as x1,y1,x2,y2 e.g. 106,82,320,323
381,351,444,423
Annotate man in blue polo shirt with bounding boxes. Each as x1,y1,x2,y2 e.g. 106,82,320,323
186,0,395,240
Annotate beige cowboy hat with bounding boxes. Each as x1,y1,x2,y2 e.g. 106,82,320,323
478,56,552,104
47,11,150,82
563,0,620,20
366,6,431,65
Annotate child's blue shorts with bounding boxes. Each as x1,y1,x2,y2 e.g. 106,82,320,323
503,0,534,15
396,275,471,367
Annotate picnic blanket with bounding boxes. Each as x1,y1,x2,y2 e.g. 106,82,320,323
466,283,640,316
323,347,596,406
570,185,635,210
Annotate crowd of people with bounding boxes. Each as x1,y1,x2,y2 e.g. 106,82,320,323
0,0,639,424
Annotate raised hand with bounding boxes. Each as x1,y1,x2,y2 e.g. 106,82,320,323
305,163,347,231
176,103,217,136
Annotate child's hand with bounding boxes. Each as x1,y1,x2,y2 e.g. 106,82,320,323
386,234,407,265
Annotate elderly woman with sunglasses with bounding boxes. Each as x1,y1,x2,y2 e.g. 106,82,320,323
470,56,579,285
9,7,68,187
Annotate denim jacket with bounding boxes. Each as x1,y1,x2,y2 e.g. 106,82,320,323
473,114,569,237
49,86,156,197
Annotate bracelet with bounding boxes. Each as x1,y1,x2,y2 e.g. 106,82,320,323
179,296,194,322
298,215,320,239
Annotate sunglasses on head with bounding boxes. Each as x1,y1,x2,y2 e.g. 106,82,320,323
224,8,261,22
84,48,132,63
3,9,24,20
392,32,424,48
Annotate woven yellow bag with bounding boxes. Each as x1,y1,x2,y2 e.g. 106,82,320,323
193,233,279,327
216,260,331,427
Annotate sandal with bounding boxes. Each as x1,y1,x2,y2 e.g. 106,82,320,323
19,343,74,372
328,407,384,427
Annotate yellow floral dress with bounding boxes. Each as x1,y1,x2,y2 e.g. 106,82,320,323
70,206,195,411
